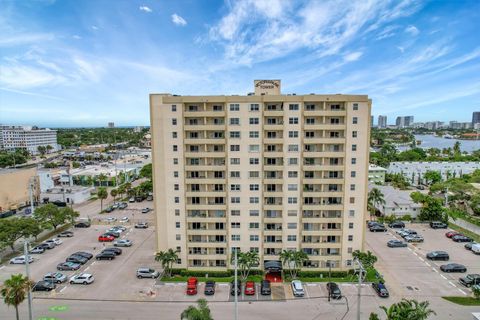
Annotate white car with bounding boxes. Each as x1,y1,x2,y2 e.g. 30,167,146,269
113,239,133,247
10,256,34,264
105,217,117,223
291,280,305,297
119,217,129,223
50,238,63,245
30,246,45,254
69,273,94,285
108,228,124,234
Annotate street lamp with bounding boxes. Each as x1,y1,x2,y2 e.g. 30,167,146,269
23,241,33,320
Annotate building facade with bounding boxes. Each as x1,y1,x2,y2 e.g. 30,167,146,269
150,81,371,271
395,116,414,128
368,185,421,218
473,112,480,125
0,125,59,155
368,164,387,184
378,115,387,128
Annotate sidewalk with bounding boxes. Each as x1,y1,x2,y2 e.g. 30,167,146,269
449,217,480,235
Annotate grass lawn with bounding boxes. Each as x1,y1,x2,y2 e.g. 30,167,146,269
442,296,480,306
448,223,480,243
450,210,480,228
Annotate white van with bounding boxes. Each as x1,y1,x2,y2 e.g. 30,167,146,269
291,280,305,297
472,244,480,255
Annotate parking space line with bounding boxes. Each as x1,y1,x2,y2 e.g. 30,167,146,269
407,247,412,252
59,286,67,293
91,261,96,266
418,257,424,262
0,266,4,270
440,275,447,280
412,251,418,256
448,281,456,288
458,289,467,295
424,262,430,267
432,268,438,273
84,266,90,271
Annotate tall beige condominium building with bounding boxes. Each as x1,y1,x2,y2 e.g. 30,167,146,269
150,80,371,272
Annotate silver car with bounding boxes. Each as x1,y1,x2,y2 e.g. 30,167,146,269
44,272,67,284
113,239,133,247
136,268,160,279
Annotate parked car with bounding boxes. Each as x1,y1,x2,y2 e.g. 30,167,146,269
104,231,120,238
459,274,480,287
112,203,120,209
136,268,160,279
141,208,151,214
105,206,114,213
32,281,55,292
129,197,135,203
135,196,144,202
119,217,129,223
245,281,256,295
38,242,54,250
426,251,449,261
98,234,115,242
465,242,479,250
430,221,448,229
230,280,241,296
95,251,116,260
74,221,90,228
113,225,127,232
326,282,342,299
103,247,122,255
45,238,62,246
135,222,149,229
440,263,467,273
204,281,216,295
146,195,153,201
405,235,424,243
105,217,117,223
72,251,93,260
30,246,45,254
372,282,389,298
186,277,198,295
452,235,473,243
113,239,133,247
387,240,408,248
445,231,460,238
58,231,74,237
260,280,271,295
291,280,305,297
370,224,387,232
367,221,381,228
119,202,128,209
43,272,67,284
388,221,405,229
70,273,94,285
472,244,480,254
10,256,34,264
399,229,418,238
57,262,81,271
66,254,88,265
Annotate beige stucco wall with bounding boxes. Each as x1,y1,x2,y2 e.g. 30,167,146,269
0,167,38,211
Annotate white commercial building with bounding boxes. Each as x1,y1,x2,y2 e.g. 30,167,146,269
368,184,422,218
0,125,59,155
40,186,94,205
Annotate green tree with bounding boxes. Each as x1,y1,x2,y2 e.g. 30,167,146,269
34,203,66,230
37,145,47,157
97,187,108,211
98,173,108,187
369,312,380,320
180,299,213,320
155,249,179,277
453,141,461,155
46,145,53,154
352,250,377,269
60,207,80,225
472,285,480,300
279,250,294,275
110,189,118,203
231,250,259,281
411,192,447,222
0,219,26,251
279,250,309,279
368,188,386,220
140,163,152,180
380,298,436,320
1,274,35,320
423,170,442,186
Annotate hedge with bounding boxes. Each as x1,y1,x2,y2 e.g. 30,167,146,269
169,268,264,278
296,270,355,278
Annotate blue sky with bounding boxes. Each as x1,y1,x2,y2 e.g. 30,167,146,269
1,0,479,127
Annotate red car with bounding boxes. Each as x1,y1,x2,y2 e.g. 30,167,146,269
445,231,461,238
186,277,198,295
244,281,255,295
98,234,115,242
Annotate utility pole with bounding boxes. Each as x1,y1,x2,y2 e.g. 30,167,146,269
445,186,449,207
23,241,33,320
355,258,365,320
29,178,35,215
234,249,238,320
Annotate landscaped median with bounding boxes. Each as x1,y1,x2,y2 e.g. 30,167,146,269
448,223,480,243
442,296,480,306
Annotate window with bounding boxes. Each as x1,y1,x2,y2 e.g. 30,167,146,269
174,171,179,178
249,145,260,152
230,158,240,165
288,144,299,152
231,210,240,216
352,144,357,151
349,197,355,204
348,235,353,241
287,235,297,241
231,235,240,241
288,131,298,138
352,131,358,138
350,184,355,191
288,210,297,216
351,158,356,165
289,104,299,110
172,119,177,125
288,184,297,191
349,210,355,217
249,131,259,138
249,118,259,125
230,103,240,111
176,234,181,240
353,103,358,110
250,247,259,253
349,222,354,229
175,209,180,216
250,158,259,165
174,197,180,204
173,158,178,165
230,184,240,191
172,105,177,111
250,197,259,204
230,171,240,178
287,223,297,229
351,171,356,178
231,197,240,203
288,171,298,178
176,222,180,228
288,197,297,204
231,222,240,228
174,184,179,190
250,184,259,191
230,131,240,138
289,117,299,124
352,117,358,124
173,145,178,152
249,104,259,111
288,158,298,165
230,145,240,151
230,118,240,125
250,210,259,216
249,222,259,229
172,132,177,138
250,235,259,241
249,171,260,178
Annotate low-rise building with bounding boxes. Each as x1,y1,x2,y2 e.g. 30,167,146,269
368,184,422,218
0,125,59,155
368,164,387,184
0,167,39,212
40,186,94,205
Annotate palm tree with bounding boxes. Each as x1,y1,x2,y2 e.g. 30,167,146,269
279,249,293,272
380,298,436,320
1,274,34,320
291,251,309,279
110,189,118,203
98,173,108,187
231,250,259,281
155,249,179,277
180,299,213,320
97,187,108,211
368,188,386,220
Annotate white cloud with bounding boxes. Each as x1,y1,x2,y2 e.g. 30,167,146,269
139,6,152,13
0,33,55,47
91,25,98,30
73,35,82,40
375,25,399,40
171,14,187,26
397,46,405,53
0,64,66,89
343,51,363,62
405,25,419,36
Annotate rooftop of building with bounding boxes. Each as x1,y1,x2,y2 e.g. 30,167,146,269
368,184,423,208
41,186,94,194
368,164,387,172
0,125,56,132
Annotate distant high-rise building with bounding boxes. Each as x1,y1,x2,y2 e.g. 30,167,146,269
0,125,59,155
473,112,480,125
371,115,374,127
396,116,414,128
108,122,115,128
378,115,387,128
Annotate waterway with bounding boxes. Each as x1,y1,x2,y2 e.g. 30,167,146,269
397,134,479,153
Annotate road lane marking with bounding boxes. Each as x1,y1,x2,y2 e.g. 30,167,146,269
459,289,467,295
440,275,447,280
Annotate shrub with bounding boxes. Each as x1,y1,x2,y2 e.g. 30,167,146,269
296,270,354,278
400,214,412,222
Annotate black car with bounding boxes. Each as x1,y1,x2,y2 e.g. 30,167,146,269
459,274,480,287
440,263,467,273
260,280,271,295
105,207,114,213
104,231,120,238
326,282,342,300
95,251,116,260
367,221,381,228
452,235,473,243
74,222,90,228
372,282,389,298
204,281,216,295
370,224,387,232
426,251,449,261
66,255,88,265
230,280,241,296
430,221,448,229
58,231,74,237
72,251,93,260
387,240,408,248
103,247,122,255
32,281,56,292
388,221,405,229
